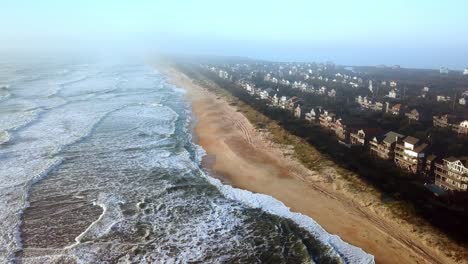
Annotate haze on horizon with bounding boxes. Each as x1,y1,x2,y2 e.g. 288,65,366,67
1,0,468,69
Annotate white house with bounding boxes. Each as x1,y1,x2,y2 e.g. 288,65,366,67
437,95,451,102
440,67,449,74
294,105,302,118
388,89,397,98
305,108,316,122
259,90,269,100
319,86,327,94
460,97,466,106
272,94,279,105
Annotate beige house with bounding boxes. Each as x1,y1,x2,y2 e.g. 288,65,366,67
405,109,420,121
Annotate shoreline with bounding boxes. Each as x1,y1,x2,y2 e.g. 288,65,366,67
158,65,456,264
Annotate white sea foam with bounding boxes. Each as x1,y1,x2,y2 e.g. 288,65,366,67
0,130,10,144
0,64,152,262
198,165,374,263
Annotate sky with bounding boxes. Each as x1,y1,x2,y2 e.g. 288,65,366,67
1,0,468,69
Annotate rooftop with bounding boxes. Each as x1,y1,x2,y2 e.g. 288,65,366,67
404,136,420,145
383,131,404,144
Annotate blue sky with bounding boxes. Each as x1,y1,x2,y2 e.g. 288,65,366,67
1,0,468,69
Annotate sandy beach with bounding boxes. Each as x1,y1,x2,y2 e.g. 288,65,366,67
159,66,456,264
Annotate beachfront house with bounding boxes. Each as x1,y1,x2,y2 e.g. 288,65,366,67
349,128,383,147
294,105,302,118
305,108,317,122
394,136,428,174
370,131,404,160
405,109,421,121
319,110,336,130
389,104,403,116
433,114,468,135
435,157,468,192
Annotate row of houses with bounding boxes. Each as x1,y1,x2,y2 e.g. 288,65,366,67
433,114,468,135
221,67,468,193
302,106,468,192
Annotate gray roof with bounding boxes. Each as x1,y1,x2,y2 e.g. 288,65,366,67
413,143,428,153
383,131,404,144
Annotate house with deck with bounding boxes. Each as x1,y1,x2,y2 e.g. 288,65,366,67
405,109,421,121
349,128,384,147
394,136,428,174
435,157,468,192
305,108,318,122
370,131,404,160
318,110,336,130
433,114,468,135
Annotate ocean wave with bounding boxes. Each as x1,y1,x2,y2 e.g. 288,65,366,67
0,100,133,262
197,160,374,263
0,130,10,145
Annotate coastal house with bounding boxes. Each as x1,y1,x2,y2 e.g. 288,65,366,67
405,109,420,121
271,94,279,106
436,95,451,102
319,86,327,95
287,96,301,111
259,90,269,100
459,120,468,135
388,89,397,98
331,118,348,141
435,157,468,192
218,70,229,79
459,97,466,106
433,114,468,135
332,118,368,142
423,154,438,177
389,103,403,116
433,114,456,128
294,105,302,119
279,96,288,109
369,131,404,160
319,110,336,130
394,136,428,174
349,128,384,147
372,102,384,112
305,108,317,122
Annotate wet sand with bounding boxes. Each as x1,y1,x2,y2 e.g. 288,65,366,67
160,66,456,264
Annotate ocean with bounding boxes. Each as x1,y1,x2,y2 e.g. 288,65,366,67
0,61,374,263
